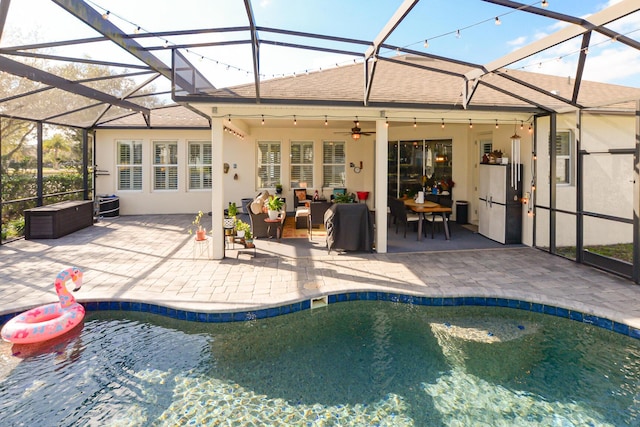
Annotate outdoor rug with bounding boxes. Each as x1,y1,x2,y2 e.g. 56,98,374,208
281,216,327,239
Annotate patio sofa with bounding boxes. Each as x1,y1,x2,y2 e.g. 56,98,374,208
247,191,286,238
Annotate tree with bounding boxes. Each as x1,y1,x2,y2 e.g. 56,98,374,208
43,133,72,170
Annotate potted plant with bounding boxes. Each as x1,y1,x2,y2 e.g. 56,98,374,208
189,210,207,241
267,195,284,220
235,218,250,238
244,229,254,248
227,202,238,218
224,202,237,229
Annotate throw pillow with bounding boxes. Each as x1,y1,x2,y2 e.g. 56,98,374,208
295,189,308,205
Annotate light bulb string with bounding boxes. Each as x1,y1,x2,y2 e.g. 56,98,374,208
384,0,547,55
514,27,640,72
215,113,535,128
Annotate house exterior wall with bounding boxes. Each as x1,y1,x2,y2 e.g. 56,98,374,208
95,129,215,216
95,120,540,248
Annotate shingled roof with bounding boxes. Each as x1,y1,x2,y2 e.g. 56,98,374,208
194,55,640,114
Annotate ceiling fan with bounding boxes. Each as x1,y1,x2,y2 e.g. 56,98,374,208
335,121,375,140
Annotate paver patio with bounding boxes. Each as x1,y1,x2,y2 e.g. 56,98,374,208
1,215,639,332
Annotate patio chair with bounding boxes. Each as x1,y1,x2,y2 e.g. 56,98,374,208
293,188,313,228
389,198,421,238
424,198,453,239
308,201,332,239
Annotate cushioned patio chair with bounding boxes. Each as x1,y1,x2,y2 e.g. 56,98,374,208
388,197,421,238
423,198,453,239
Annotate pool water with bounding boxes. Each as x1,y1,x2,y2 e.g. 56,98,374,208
0,302,638,426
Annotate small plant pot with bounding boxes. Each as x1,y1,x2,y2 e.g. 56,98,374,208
268,210,280,220
223,217,235,229
196,229,207,241
236,230,245,238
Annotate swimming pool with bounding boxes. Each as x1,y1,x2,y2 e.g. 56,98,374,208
1,302,638,426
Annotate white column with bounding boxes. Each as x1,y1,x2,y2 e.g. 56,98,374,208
211,117,225,259
375,119,388,253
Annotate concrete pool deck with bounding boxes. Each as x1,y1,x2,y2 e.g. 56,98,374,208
1,214,639,333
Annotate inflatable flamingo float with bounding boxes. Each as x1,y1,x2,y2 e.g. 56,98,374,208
1,267,85,344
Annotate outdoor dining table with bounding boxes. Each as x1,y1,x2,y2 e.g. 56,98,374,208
403,198,453,241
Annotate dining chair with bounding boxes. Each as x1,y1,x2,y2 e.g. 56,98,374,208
389,198,421,238
424,198,453,238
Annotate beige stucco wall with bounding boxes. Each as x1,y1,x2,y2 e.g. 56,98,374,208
95,123,481,218
95,129,214,216
94,120,538,250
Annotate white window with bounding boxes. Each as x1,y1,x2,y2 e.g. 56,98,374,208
153,141,178,190
480,138,493,161
290,141,313,188
116,140,142,191
188,141,212,190
554,130,573,185
257,141,281,188
322,141,346,188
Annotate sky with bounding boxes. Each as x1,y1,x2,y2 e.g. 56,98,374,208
2,0,639,90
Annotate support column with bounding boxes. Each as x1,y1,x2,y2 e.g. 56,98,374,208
549,113,557,254
576,110,584,263
634,100,640,284
374,119,388,253
82,129,89,200
37,121,43,206
211,117,225,259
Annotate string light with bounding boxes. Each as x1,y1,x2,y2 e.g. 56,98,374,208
423,39,429,48
355,116,359,127
541,0,548,8
385,117,389,127
495,120,499,129
134,26,141,34
324,115,328,126
456,29,461,39
413,118,417,128
293,115,297,125
520,120,524,130
441,119,445,129
495,17,501,25
261,115,264,125
102,10,110,20
469,119,473,128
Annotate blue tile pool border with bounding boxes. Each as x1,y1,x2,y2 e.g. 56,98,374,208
1,293,638,340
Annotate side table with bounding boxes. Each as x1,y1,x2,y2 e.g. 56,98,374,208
264,217,284,241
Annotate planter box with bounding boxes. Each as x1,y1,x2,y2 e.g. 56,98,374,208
24,200,94,239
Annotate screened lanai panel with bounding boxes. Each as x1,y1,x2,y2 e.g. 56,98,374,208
0,72,51,101
50,104,134,128
582,153,634,220
81,74,159,100
0,88,101,121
